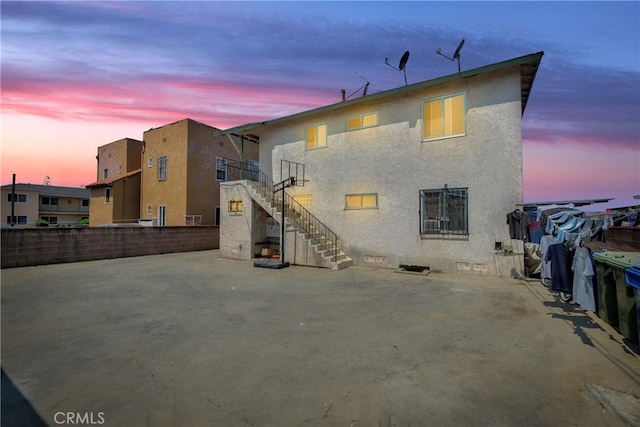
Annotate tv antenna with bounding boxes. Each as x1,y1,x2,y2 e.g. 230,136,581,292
385,50,410,86
436,38,465,72
345,74,371,100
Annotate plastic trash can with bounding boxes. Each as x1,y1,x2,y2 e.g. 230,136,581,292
598,251,640,342
624,265,640,344
593,252,619,327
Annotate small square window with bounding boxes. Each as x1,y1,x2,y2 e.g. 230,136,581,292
228,200,243,214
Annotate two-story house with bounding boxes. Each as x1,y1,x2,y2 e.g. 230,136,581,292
1,183,90,227
86,137,143,226
218,51,544,274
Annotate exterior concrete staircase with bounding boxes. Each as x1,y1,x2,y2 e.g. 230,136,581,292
227,161,352,270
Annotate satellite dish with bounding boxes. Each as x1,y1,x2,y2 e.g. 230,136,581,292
385,50,410,86
398,50,410,71
345,75,372,100
453,38,465,59
436,38,465,72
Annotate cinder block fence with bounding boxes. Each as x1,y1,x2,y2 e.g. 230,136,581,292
1,226,219,268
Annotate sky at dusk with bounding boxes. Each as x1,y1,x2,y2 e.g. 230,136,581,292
1,1,639,210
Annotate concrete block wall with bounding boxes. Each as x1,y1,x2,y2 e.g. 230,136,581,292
1,226,219,268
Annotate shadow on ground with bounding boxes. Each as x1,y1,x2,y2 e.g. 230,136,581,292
1,368,47,427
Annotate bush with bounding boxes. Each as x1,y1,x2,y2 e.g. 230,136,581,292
78,218,90,227
36,219,49,227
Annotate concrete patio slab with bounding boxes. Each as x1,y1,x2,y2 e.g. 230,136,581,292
2,250,639,426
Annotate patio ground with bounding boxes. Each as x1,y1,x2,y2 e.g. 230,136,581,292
2,250,639,426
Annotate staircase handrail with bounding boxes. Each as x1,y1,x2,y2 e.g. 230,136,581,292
225,160,340,262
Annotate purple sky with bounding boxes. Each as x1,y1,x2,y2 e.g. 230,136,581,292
1,1,639,210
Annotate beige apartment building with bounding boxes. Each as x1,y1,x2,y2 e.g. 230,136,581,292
1,183,90,227
86,138,143,226
138,118,258,226
219,52,544,274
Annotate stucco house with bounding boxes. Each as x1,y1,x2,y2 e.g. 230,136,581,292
86,137,143,226
1,183,90,227
219,52,544,274
138,118,259,226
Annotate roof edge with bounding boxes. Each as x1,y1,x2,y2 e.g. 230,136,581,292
221,51,544,135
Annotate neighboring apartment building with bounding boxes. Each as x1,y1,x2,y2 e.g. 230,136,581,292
219,51,544,274
1,183,90,227
139,118,259,226
86,138,143,226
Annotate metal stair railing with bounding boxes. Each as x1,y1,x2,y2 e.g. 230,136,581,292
226,160,340,262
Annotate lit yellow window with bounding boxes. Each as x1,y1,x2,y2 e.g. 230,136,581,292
346,112,378,130
423,93,465,140
345,193,378,210
229,200,243,213
293,194,312,208
347,116,362,130
306,123,327,149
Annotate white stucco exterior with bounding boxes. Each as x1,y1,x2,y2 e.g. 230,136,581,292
220,52,543,274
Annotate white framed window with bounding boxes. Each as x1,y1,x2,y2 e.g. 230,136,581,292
216,157,227,181
40,216,58,225
420,186,468,236
7,193,28,203
6,215,27,225
41,196,59,206
158,156,167,180
306,123,328,150
422,92,466,140
148,157,153,168
345,193,378,210
346,112,378,130
146,205,152,215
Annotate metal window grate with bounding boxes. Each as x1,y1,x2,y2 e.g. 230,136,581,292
420,187,468,237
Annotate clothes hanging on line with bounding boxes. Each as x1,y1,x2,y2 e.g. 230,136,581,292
506,209,531,241
545,243,574,293
572,246,596,312
539,235,558,282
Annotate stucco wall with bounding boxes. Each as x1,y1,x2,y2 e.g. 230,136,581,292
140,119,259,227
1,188,40,226
1,226,219,268
256,68,523,273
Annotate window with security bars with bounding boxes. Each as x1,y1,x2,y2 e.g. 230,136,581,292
420,187,468,235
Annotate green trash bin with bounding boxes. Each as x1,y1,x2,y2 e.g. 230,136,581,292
624,266,640,344
593,251,619,327
594,251,640,342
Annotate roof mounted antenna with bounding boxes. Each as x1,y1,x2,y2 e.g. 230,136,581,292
385,50,410,86
436,38,465,72
345,74,372,100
